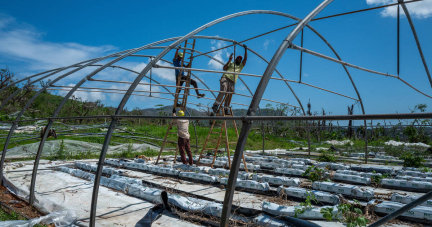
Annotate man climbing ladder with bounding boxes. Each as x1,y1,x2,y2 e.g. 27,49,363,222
173,47,205,107
212,44,247,115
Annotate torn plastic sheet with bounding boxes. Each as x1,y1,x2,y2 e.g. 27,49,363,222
220,178,270,191
277,186,340,205
275,168,305,176
0,210,77,227
391,193,432,207
179,172,219,183
333,173,371,185
260,176,301,187
380,179,432,190
312,182,374,200
262,201,341,220
168,194,223,217
368,200,432,221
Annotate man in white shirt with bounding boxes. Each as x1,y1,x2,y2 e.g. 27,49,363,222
172,110,193,165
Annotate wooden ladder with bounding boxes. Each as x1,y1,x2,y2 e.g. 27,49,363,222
196,95,248,172
155,39,196,165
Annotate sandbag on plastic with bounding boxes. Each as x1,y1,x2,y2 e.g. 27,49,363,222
260,176,301,187
275,168,305,176
259,161,285,169
313,182,374,200
0,210,77,227
179,172,219,183
168,194,223,217
174,164,205,173
262,201,341,220
380,179,432,190
336,170,361,175
277,186,340,205
253,214,290,227
333,173,371,185
368,200,432,221
220,178,270,191
391,193,432,207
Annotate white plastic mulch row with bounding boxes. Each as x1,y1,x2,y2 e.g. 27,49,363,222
398,170,432,178
315,162,350,170
277,186,341,205
369,200,432,221
208,168,252,180
350,165,396,174
179,172,219,183
274,168,305,176
60,167,224,218
380,179,432,190
220,178,270,191
332,173,371,185
262,201,341,220
75,162,123,175
391,193,432,207
312,182,374,201
251,174,301,187
396,176,432,182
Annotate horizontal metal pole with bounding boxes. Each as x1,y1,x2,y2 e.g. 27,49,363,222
1,112,431,123
87,79,300,108
290,44,398,78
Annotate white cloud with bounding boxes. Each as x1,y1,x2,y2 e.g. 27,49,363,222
303,73,309,77
207,38,229,70
263,39,274,50
57,83,106,102
0,14,116,71
366,0,432,19
107,83,161,102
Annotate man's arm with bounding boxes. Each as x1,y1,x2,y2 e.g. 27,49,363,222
223,54,233,71
173,46,181,61
242,45,247,67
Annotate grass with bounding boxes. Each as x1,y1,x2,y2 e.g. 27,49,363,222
0,208,47,226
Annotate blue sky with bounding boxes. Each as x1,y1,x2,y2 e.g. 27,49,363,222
1,0,432,123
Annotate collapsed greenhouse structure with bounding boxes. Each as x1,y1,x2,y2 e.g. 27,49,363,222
2,0,432,226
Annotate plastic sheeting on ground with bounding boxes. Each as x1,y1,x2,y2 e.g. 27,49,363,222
179,172,219,183
0,210,77,227
220,178,270,191
350,165,395,174
391,193,432,207
369,200,432,221
275,168,305,176
396,176,432,182
168,194,223,217
398,170,432,178
316,162,349,170
253,214,290,227
277,186,340,205
173,164,205,173
333,173,371,185
385,140,430,148
260,176,301,187
312,182,374,201
380,179,432,190
262,201,341,220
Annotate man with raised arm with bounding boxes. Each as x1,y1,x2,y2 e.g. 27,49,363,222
211,45,247,115
173,48,205,105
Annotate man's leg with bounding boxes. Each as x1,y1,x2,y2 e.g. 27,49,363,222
178,137,187,164
212,77,228,114
224,79,235,114
190,78,205,98
185,139,193,165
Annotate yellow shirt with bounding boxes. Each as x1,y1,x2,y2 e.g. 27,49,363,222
222,62,244,84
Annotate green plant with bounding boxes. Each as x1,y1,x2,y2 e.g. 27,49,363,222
400,153,424,168
294,191,317,218
318,152,337,162
337,200,369,227
419,167,431,173
302,165,325,182
320,207,335,220
371,172,390,185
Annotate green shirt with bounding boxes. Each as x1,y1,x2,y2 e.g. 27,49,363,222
222,62,244,84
